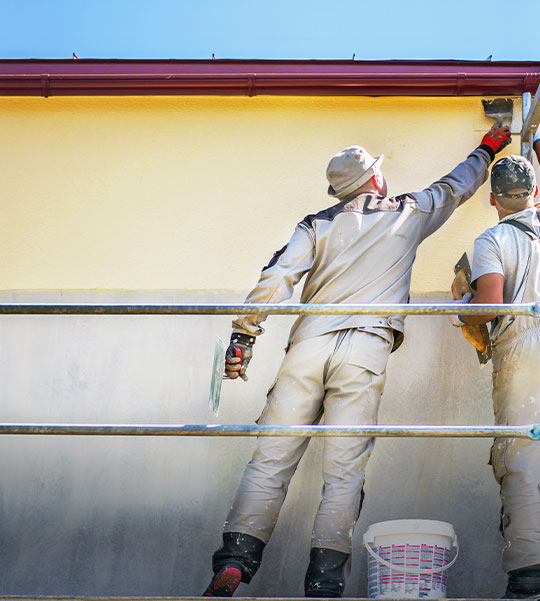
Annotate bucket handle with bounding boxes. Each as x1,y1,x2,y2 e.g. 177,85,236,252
362,534,459,575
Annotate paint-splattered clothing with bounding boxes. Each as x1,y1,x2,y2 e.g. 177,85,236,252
471,209,540,573
224,328,391,552
220,148,491,555
233,148,492,349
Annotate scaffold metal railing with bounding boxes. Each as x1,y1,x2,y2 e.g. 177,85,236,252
0,301,539,316
0,423,538,439
2,300,539,440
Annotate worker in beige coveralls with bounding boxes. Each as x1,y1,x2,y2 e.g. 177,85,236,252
203,125,511,598
451,155,540,598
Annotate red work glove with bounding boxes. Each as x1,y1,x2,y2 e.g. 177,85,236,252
225,333,255,381
481,125,511,155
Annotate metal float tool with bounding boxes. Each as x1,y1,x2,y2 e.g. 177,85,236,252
482,98,514,128
209,339,242,415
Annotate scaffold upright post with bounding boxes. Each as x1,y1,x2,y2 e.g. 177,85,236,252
522,86,540,160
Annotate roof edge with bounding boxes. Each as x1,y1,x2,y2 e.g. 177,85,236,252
1,59,539,97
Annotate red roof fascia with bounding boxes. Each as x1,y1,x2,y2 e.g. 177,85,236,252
0,59,539,97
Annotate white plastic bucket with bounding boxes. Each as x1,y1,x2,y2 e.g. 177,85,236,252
363,519,458,600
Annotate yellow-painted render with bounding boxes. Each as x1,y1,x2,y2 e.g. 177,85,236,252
0,95,530,292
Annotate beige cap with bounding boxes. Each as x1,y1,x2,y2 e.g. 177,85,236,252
326,145,383,199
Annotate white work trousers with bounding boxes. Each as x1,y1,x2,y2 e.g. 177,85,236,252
491,327,540,572
224,328,392,554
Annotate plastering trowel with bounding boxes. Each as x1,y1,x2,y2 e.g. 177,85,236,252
208,338,242,415
482,98,514,128
451,252,492,365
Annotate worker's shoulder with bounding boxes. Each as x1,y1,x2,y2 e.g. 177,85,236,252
474,223,505,250
481,214,539,241
299,194,416,229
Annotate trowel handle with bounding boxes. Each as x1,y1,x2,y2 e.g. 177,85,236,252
233,347,248,381
222,347,244,380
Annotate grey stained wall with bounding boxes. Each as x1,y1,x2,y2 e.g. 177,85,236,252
0,290,504,597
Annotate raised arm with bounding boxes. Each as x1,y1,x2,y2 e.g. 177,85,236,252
412,126,510,240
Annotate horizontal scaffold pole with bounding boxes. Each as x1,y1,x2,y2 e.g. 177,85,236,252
0,423,539,440
0,302,539,317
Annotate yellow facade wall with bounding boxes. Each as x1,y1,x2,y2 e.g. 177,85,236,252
0,95,523,292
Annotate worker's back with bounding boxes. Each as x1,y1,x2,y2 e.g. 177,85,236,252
472,207,540,345
290,193,423,343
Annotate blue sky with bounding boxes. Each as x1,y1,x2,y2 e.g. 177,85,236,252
1,0,539,61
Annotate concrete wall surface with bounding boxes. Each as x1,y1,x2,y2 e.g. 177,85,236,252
0,291,504,597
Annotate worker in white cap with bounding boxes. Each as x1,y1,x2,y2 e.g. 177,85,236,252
204,124,511,598
451,155,540,598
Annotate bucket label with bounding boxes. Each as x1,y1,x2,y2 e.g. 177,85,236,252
367,543,450,599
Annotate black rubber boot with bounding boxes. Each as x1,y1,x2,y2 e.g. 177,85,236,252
504,564,540,599
203,532,266,596
304,547,350,598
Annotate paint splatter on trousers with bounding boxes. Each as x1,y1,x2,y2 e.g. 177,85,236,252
223,328,392,554
491,327,540,572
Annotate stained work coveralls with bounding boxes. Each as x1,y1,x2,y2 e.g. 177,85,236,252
471,208,540,573
214,147,492,588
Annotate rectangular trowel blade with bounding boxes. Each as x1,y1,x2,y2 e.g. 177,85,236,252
453,252,492,365
209,337,226,415
454,252,472,280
